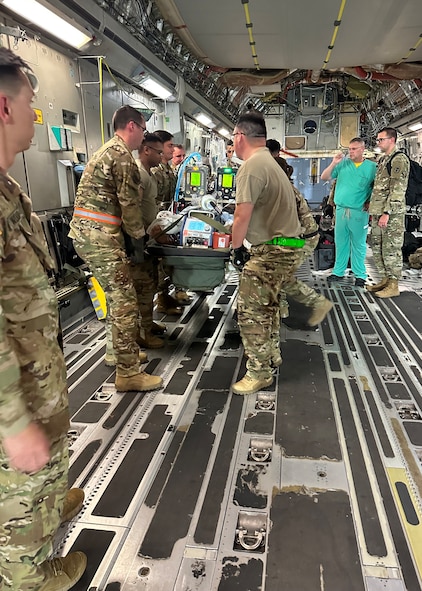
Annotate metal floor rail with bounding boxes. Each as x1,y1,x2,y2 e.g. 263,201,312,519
56,255,422,591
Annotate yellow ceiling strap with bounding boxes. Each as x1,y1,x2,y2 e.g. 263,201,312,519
321,0,348,70
242,0,260,71
397,33,422,64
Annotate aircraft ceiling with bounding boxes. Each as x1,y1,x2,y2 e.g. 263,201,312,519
155,0,422,71
154,0,422,102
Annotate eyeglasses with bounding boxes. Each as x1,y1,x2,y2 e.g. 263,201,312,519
147,145,164,155
376,137,389,143
132,120,147,132
232,132,245,139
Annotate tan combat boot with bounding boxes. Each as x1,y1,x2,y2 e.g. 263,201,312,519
60,489,84,524
366,277,388,292
151,320,167,335
374,279,400,298
156,292,183,315
137,331,164,349
174,289,192,305
232,374,273,396
39,552,87,591
115,372,163,392
308,298,334,327
105,350,148,366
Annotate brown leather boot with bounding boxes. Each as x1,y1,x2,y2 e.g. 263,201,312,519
151,320,167,334
232,374,273,396
374,279,400,298
174,290,192,305
60,489,84,524
366,277,388,292
115,372,163,392
308,298,334,326
39,552,87,591
156,292,183,315
137,332,165,349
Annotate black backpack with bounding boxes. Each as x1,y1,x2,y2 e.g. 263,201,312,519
386,151,422,207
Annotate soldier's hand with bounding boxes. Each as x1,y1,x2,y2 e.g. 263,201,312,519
2,422,50,473
231,245,250,271
129,237,145,264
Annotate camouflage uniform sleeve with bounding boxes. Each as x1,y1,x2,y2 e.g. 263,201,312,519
385,153,410,212
152,166,165,202
0,215,32,439
113,151,145,239
294,186,318,234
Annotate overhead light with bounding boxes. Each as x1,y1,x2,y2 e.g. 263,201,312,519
218,128,231,138
408,122,422,131
1,0,92,49
194,112,213,127
139,77,172,100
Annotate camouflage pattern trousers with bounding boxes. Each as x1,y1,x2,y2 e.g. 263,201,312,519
74,241,140,376
237,244,300,379
130,256,158,334
281,235,322,314
0,436,68,591
370,214,405,280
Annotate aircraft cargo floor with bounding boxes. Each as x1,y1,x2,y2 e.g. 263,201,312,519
58,255,422,591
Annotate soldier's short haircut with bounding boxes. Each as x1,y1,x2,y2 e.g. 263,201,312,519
378,127,397,141
226,139,234,147
141,133,163,150
112,105,145,131
236,111,267,138
266,138,281,154
154,130,174,143
0,47,37,95
350,137,365,145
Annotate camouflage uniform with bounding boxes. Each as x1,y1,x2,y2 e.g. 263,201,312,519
151,162,177,291
280,186,322,315
152,162,177,210
236,148,303,380
369,147,409,280
131,162,159,334
69,134,144,376
0,175,69,590
239,244,299,379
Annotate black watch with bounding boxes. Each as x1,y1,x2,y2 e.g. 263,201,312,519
383,211,391,215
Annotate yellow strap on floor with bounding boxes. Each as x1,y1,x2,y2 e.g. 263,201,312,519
87,276,107,320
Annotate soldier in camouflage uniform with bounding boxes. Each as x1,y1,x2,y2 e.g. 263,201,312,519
0,48,86,591
368,128,410,298
69,106,162,392
272,160,331,325
152,130,177,212
152,130,190,311
132,134,165,348
230,113,334,396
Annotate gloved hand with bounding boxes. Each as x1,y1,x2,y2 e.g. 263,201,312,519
231,245,250,271
123,231,145,264
129,237,145,264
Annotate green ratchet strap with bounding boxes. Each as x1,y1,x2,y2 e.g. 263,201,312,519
265,236,305,248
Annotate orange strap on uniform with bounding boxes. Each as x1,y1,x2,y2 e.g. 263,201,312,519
73,207,122,226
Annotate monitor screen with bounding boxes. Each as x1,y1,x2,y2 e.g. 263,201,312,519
222,173,233,188
190,171,201,187
188,220,205,231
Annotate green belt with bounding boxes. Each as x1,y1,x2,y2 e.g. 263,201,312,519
265,236,305,248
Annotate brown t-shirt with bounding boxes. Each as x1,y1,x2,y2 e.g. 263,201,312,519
235,147,301,245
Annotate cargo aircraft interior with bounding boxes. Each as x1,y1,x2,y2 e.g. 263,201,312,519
1,0,422,589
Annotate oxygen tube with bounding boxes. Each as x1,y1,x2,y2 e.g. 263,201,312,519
173,151,202,207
